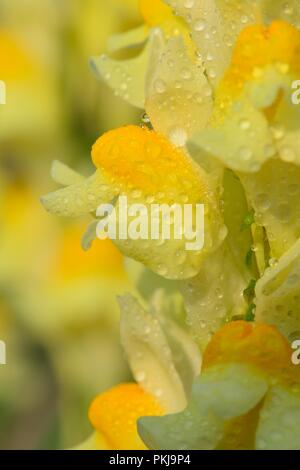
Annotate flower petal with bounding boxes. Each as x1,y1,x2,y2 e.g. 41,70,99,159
88,383,163,450
240,159,300,259
256,385,300,450
50,160,84,186
190,98,275,173
107,25,148,53
255,237,300,340
145,35,213,143
91,29,159,109
263,0,300,30
181,244,247,348
202,320,294,382
164,0,260,85
138,363,268,450
150,289,202,397
41,170,118,217
119,294,187,413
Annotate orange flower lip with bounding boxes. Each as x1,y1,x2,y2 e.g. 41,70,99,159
89,383,163,450
202,321,300,385
214,20,300,114
91,125,209,202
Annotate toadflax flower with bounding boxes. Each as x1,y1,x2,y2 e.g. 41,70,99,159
77,320,300,450
139,321,300,450
42,126,225,281
42,0,300,450
75,291,201,450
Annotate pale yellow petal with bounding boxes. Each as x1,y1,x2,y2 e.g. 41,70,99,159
138,363,267,450
164,0,260,85
119,294,187,413
145,34,213,143
240,159,300,259
91,30,159,109
51,160,84,186
150,289,202,397
41,170,118,217
181,243,247,349
255,238,300,339
191,98,276,173
107,25,148,53
256,385,300,450
263,0,300,30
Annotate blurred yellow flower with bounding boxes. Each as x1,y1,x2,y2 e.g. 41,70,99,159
0,30,60,143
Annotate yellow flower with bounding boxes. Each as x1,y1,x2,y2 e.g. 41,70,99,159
77,383,164,450
42,126,225,280
191,18,300,260
76,287,201,450
139,321,300,450
90,0,201,139
40,2,300,451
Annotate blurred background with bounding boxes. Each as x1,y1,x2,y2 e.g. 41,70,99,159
0,0,143,449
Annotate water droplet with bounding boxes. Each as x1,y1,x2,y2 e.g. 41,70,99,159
194,19,207,32
184,0,194,8
169,127,188,147
256,193,270,212
281,146,296,163
181,68,192,80
136,371,146,382
154,79,167,94
239,146,253,161
239,119,251,130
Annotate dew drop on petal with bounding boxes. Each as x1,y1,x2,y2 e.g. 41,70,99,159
194,19,207,32
169,127,188,147
154,79,167,94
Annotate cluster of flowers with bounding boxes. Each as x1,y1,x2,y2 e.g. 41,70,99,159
42,0,300,450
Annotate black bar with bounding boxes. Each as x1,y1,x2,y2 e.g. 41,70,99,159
0,450,299,466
